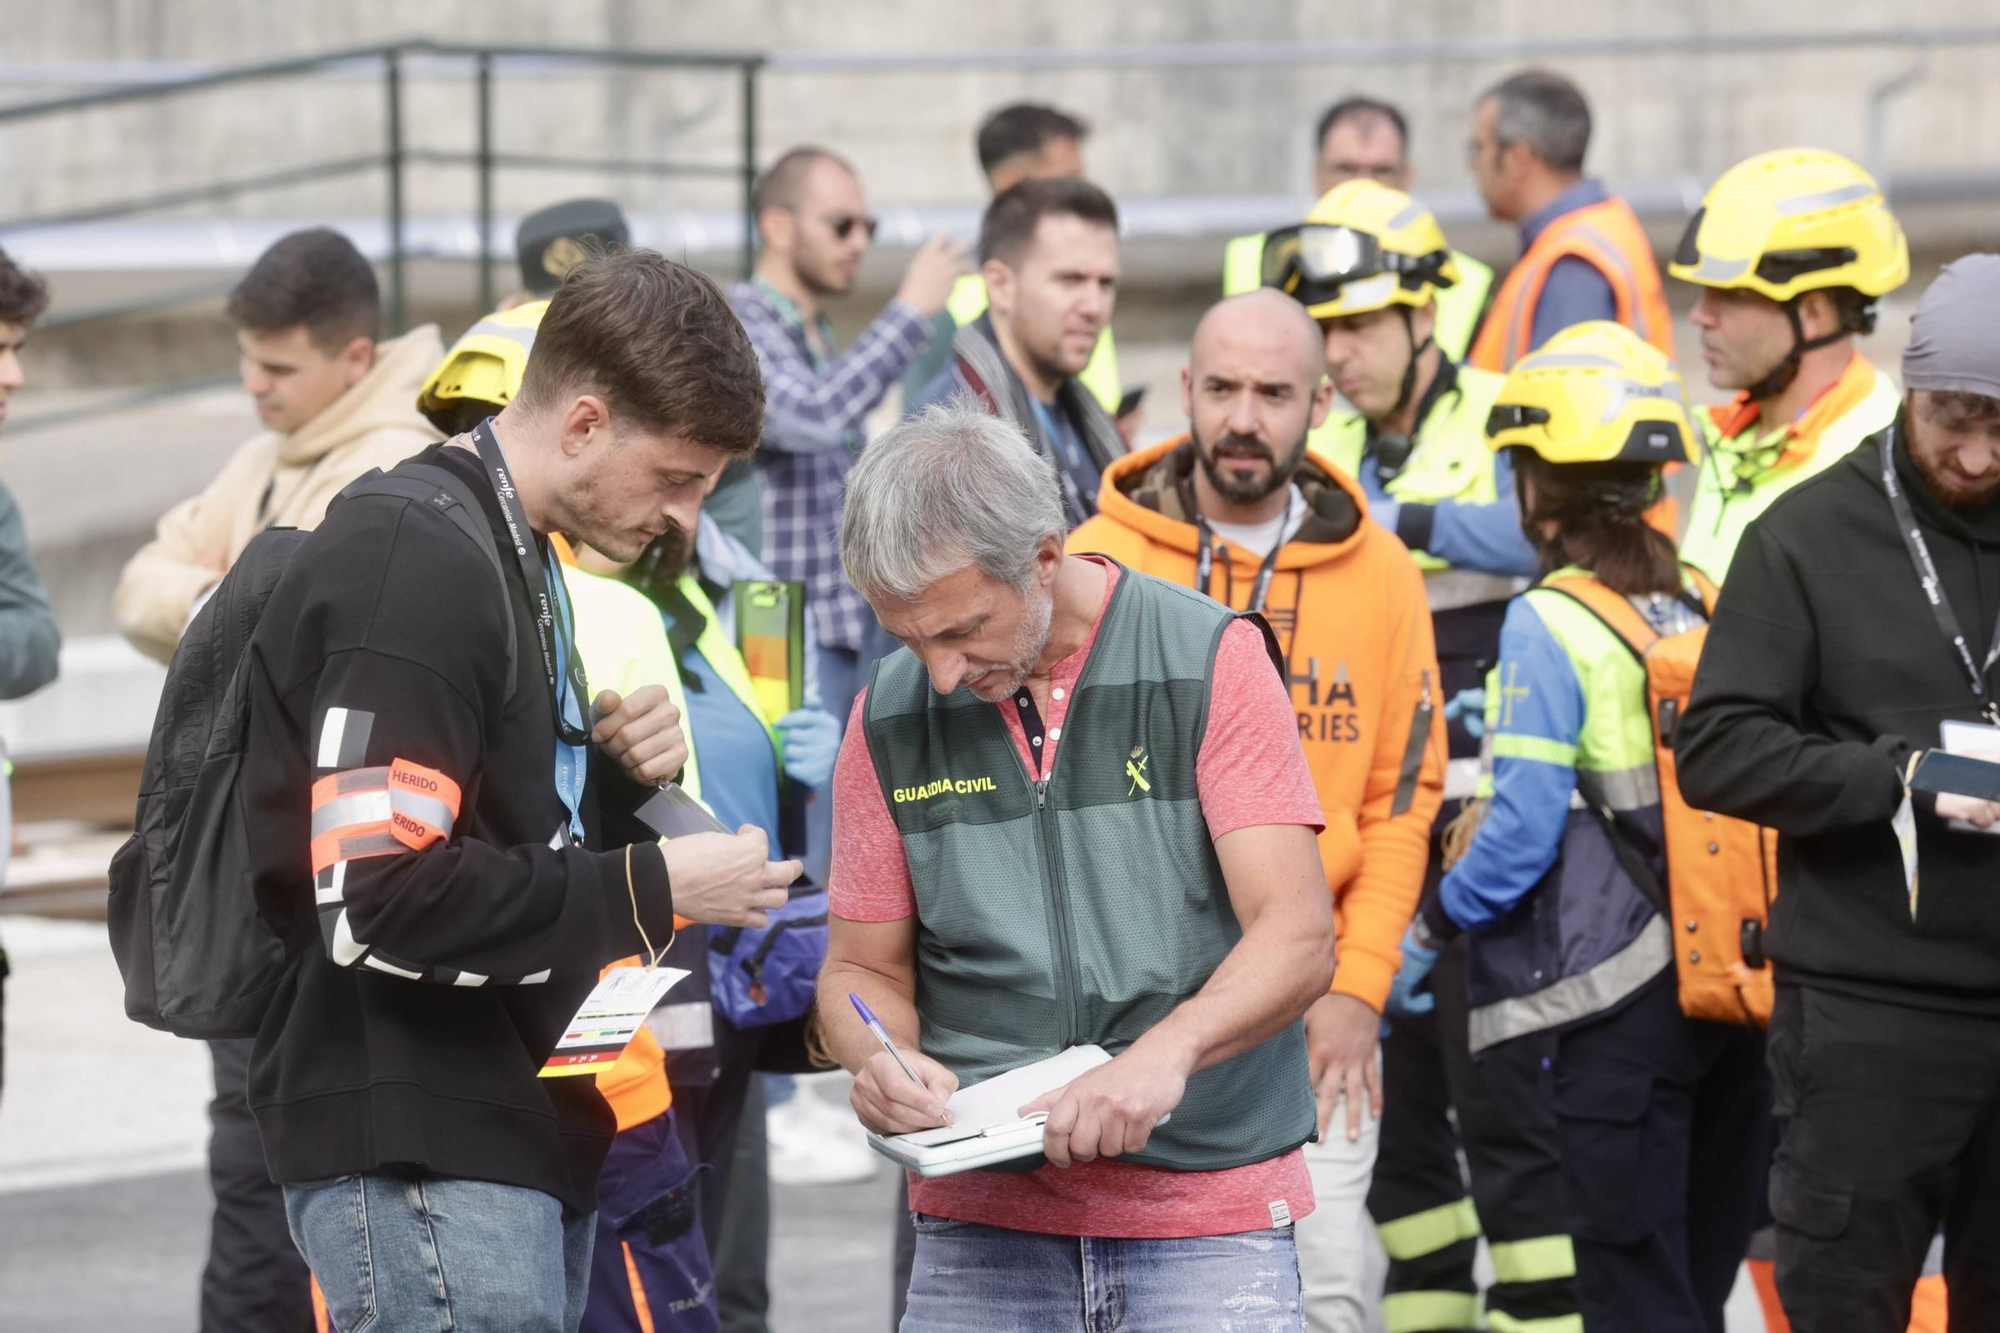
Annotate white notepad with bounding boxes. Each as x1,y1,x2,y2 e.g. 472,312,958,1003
867,1045,1140,1177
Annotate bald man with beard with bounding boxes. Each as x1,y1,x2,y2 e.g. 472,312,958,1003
1073,289,1444,1332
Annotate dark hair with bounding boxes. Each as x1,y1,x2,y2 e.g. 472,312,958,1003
517,249,764,455
753,146,854,217
0,247,50,327
224,227,380,353
1481,70,1592,174
1315,97,1408,155
976,103,1090,178
1512,452,1680,596
978,177,1119,267
1915,388,2000,427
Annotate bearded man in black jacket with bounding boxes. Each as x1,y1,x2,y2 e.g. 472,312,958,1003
1677,254,2000,1333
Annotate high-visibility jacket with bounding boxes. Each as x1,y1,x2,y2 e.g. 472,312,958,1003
558,542,799,1132
945,273,1121,412
1312,363,1528,806
1310,363,1517,586
556,557,699,1133
1469,196,1673,373
1222,232,1496,365
1431,566,1707,1052
1681,352,1899,585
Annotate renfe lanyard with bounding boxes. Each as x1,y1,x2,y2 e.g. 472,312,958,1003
472,419,591,839
1880,429,2000,725
1193,489,1296,615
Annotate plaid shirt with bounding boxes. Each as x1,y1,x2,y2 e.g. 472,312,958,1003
729,278,933,652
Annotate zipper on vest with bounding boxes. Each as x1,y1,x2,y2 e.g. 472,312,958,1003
1035,776,1080,1047
1389,670,1435,817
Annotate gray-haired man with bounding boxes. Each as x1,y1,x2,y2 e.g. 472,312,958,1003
815,400,1337,1330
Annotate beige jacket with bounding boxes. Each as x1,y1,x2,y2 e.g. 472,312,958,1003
114,325,446,663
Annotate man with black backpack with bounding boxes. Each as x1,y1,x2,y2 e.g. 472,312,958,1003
240,250,800,1332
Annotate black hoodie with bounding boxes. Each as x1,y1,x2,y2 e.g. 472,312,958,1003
1678,419,2000,1014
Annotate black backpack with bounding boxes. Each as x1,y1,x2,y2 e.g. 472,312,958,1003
107,463,515,1039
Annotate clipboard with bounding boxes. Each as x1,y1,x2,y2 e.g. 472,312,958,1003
866,1114,1059,1177
863,1045,1169,1177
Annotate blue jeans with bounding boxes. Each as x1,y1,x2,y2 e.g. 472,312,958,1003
899,1215,1304,1333
285,1171,595,1333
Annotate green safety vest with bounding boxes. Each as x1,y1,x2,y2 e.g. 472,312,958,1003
1222,232,1495,365
1680,367,1900,585
861,568,1314,1171
946,274,1122,413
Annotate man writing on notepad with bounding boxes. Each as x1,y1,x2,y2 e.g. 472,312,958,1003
817,399,1338,1331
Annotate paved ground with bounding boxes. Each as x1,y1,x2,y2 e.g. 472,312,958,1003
0,917,1764,1331
0,917,903,1333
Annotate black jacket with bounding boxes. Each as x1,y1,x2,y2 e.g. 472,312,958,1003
244,443,676,1212
1678,420,2000,1014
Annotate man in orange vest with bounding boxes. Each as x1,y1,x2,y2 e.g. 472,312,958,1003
1466,69,1674,372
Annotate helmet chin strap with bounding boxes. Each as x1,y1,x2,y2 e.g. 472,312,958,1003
1368,306,1435,480
1744,297,1849,402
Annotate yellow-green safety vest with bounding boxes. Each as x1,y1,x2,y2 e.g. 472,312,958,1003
946,274,1122,413
1680,368,1900,586
674,573,784,770
1222,232,1494,366
1311,364,1520,611
560,563,703,801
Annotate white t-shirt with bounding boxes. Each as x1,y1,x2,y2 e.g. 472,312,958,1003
1204,485,1307,558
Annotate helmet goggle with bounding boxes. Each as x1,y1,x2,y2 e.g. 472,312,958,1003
1261,223,1452,310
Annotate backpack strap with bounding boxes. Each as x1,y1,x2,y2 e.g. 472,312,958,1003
1536,575,1658,665
342,465,519,697
1532,574,1674,919
1684,564,1720,616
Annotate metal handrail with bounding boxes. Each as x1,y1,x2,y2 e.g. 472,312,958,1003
0,40,765,330
3,27,1997,436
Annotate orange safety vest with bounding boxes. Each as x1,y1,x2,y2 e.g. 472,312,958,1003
1470,195,1675,373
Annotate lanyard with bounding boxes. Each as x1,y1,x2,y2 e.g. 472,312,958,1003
471,419,592,837
1029,397,1090,525
1879,429,2000,725
1193,489,1295,615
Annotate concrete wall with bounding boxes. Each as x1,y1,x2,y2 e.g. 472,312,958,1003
5,2,2000,647
3,1,1998,223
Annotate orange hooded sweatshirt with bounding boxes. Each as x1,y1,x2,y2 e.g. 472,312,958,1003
1070,436,1444,1012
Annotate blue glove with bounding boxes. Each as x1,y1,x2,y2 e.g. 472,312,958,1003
1444,687,1487,740
775,707,840,790
1385,924,1440,1020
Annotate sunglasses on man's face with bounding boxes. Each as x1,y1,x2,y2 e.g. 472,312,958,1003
819,214,879,242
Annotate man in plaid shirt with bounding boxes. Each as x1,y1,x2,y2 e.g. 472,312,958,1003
730,146,967,724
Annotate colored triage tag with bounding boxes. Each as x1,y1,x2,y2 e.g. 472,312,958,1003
539,965,690,1078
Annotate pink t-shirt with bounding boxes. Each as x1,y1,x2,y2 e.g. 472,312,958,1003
830,559,1328,1239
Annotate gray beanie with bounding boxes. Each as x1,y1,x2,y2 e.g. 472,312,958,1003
1902,253,2000,400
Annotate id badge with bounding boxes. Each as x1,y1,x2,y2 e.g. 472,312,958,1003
634,783,732,840
539,965,690,1078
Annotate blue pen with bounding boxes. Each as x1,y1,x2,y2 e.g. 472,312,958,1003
849,993,949,1124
